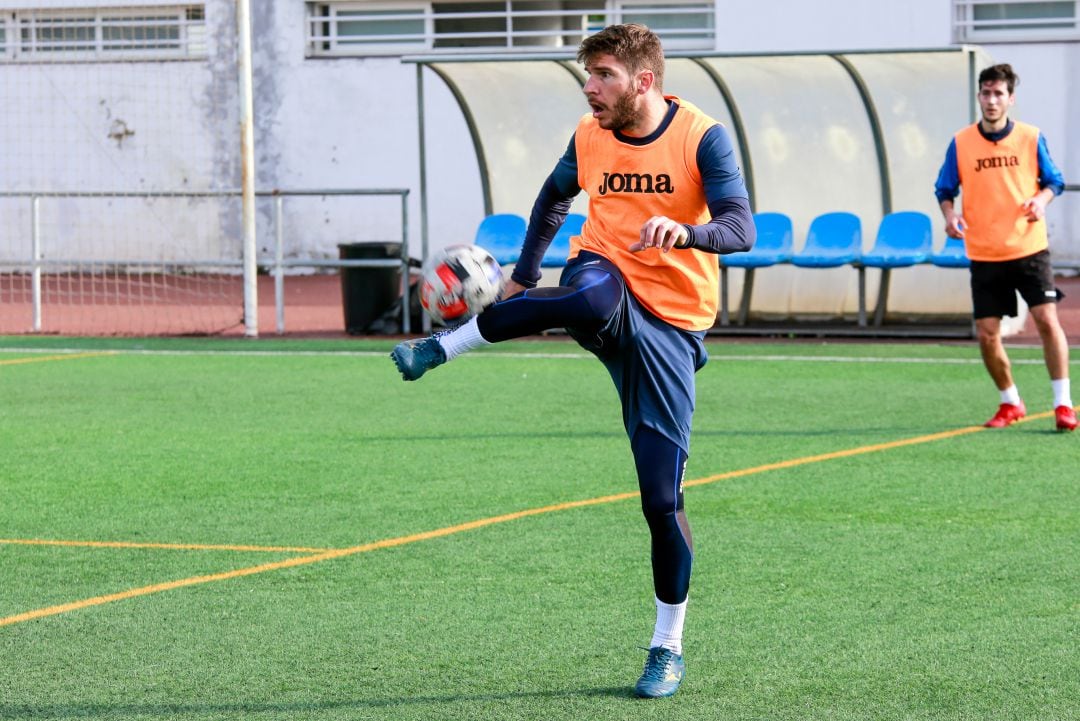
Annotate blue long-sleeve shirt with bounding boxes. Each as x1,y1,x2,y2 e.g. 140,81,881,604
934,120,1065,203
512,100,754,288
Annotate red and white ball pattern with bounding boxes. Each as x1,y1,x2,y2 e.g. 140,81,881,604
420,244,504,324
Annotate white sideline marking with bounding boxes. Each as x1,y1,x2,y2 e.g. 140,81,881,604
0,346,1065,365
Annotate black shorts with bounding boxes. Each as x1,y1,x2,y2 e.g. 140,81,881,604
969,249,1063,320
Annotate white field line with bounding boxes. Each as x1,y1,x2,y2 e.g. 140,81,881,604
0,346,1067,365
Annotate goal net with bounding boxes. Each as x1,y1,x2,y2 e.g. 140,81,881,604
0,4,246,336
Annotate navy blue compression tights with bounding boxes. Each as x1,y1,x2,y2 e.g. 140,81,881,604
477,268,693,604
475,266,622,342
633,426,694,604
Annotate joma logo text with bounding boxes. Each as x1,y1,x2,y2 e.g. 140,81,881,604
975,155,1019,172
598,172,674,196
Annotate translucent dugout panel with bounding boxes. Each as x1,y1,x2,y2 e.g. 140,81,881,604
422,49,989,324
845,52,983,218
430,61,586,217
665,58,748,312
844,50,991,317
665,59,743,172
701,55,883,317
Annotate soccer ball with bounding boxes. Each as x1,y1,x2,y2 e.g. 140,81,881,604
419,244,504,324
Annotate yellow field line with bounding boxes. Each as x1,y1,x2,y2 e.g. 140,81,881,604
0,413,1055,628
687,408,1064,489
0,496,641,628
0,351,117,366
0,538,333,554
685,424,989,488
0,552,342,627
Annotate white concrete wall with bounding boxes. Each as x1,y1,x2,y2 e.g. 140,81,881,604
672,0,1075,264
250,2,483,264
3,0,1075,292
720,0,954,51
0,1,243,263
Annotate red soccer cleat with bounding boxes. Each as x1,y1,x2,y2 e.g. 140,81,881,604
984,401,1026,428
1055,405,1078,432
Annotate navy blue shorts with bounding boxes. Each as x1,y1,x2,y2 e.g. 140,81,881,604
561,252,709,453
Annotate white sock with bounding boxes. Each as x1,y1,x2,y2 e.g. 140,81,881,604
1051,378,1073,409
649,597,687,656
1000,385,1021,406
435,316,490,361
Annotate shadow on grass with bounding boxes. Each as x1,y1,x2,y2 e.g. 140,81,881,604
359,430,626,443
1022,427,1076,436
360,426,904,443
0,686,632,717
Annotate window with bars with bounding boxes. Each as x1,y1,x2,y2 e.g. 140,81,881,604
306,0,715,57
953,0,1078,41
1,6,207,61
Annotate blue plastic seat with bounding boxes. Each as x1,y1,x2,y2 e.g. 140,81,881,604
542,213,585,268
782,211,863,324
474,213,527,265
791,212,862,268
719,212,793,326
930,235,971,268
723,212,793,268
858,211,933,325
860,212,932,268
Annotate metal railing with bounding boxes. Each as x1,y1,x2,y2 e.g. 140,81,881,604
952,0,1080,43
305,0,715,57
266,188,412,334
0,187,413,335
1,7,209,62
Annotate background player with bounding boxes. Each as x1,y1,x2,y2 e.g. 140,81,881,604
935,63,1075,432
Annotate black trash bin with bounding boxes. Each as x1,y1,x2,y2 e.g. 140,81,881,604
338,242,403,334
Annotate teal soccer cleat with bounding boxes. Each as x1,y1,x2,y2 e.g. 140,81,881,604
634,646,685,699
390,336,447,381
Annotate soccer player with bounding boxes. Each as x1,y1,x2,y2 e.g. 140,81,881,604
935,63,1075,432
392,24,754,698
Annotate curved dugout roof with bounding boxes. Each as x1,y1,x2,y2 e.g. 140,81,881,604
428,60,586,218
412,47,987,319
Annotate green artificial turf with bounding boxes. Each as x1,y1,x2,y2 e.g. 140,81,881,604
0,337,1076,720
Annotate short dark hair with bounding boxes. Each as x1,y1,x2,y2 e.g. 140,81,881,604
978,63,1019,94
577,23,665,91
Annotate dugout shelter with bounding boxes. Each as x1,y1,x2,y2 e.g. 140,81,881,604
408,46,999,332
